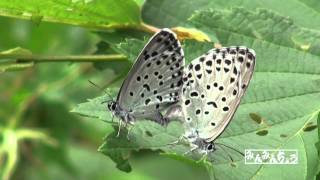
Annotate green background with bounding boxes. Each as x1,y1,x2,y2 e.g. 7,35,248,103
0,0,319,180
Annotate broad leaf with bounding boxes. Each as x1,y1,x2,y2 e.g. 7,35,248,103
0,0,141,29
142,0,320,30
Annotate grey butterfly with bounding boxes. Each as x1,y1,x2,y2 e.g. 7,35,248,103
107,29,185,129
179,46,256,154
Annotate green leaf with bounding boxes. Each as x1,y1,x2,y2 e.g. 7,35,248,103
96,30,146,51
316,113,320,179
71,93,116,122
0,0,141,29
116,38,147,63
318,113,320,154
142,0,320,30
190,8,320,55
133,0,145,6
0,47,32,58
182,40,213,63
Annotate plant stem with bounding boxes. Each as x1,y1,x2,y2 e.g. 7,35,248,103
16,54,127,63
140,22,160,33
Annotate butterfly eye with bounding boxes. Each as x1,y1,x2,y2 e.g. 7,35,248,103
108,102,116,111
207,144,214,151
112,103,116,110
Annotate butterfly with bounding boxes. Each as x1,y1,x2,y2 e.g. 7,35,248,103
107,29,185,131
179,46,256,154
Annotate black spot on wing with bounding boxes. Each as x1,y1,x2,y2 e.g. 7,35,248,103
145,98,151,105
143,84,150,91
190,91,199,97
206,60,212,66
195,64,201,71
207,101,217,108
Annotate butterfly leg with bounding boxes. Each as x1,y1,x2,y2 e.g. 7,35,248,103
183,144,199,155
126,124,134,140
116,120,122,137
197,153,209,163
111,114,114,123
167,135,185,146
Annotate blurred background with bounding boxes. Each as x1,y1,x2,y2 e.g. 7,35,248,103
0,16,209,180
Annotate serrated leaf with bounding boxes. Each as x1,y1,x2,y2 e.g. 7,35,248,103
116,38,147,63
0,0,141,29
98,135,132,172
71,91,117,122
142,0,320,30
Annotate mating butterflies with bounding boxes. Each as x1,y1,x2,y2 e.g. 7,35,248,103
180,46,256,153
107,29,185,127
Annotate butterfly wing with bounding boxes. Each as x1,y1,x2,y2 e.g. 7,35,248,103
181,46,255,142
117,29,184,121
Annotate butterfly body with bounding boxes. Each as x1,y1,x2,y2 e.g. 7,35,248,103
180,46,256,153
107,29,185,126
108,101,134,124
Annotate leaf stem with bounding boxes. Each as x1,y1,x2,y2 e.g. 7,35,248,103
140,22,160,33
16,54,127,63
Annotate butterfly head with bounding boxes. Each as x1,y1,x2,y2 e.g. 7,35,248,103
205,143,215,152
184,130,216,154
195,140,216,154
107,101,117,112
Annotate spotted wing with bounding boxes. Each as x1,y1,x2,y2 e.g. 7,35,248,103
117,29,184,121
181,46,255,142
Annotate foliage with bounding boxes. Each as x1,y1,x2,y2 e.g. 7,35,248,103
0,0,320,180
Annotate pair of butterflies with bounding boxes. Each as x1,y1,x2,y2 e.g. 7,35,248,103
107,28,256,154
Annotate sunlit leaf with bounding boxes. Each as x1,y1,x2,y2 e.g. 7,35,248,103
0,0,141,29
142,0,320,30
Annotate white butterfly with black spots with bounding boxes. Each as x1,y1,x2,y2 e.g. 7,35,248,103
179,46,255,154
107,29,185,128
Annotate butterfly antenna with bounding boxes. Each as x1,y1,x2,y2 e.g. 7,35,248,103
215,143,234,162
88,80,114,100
167,135,184,146
183,144,198,155
215,142,244,156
